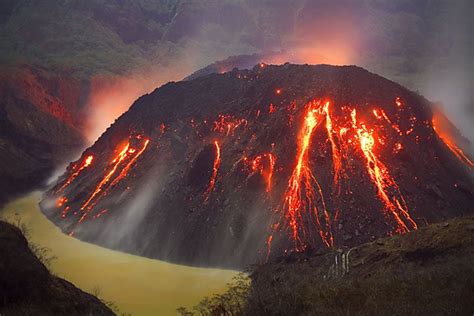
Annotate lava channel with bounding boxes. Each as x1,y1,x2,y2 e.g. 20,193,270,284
276,100,333,251
204,141,221,201
351,109,417,233
55,155,93,193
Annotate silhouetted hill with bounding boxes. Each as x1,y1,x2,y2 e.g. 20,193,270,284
0,221,114,315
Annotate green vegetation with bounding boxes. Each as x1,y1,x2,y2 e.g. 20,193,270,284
0,219,114,315
177,273,250,316
4,215,126,315
180,216,474,315
5,215,57,269
91,285,131,316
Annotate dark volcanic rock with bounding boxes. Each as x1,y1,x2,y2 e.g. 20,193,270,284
0,221,114,315
184,53,279,81
41,64,474,269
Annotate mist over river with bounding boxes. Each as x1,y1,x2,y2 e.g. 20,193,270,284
0,192,239,315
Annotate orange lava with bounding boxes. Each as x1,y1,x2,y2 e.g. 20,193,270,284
279,101,333,250
56,196,67,208
243,153,276,193
109,139,150,188
213,114,248,136
351,109,417,233
73,135,150,224
204,141,221,201
372,108,403,136
80,143,130,211
432,114,474,168
269,103,276,113
56,155,93,193
395,97,402,107
323,101,342,187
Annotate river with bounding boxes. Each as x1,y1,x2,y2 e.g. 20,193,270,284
0,192,239,315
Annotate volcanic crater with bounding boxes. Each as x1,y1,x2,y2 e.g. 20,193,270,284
41,64,474,268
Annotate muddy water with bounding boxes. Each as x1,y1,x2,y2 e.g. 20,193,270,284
1,192,239,315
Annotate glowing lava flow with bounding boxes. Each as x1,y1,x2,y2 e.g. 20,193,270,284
432,115,474,168
243,153,276,192
279,101,333,250
266,154,276,192
80,143,130,211
56,155,93,193
323,101,342,187
372,108,402,135
109,139,150,187
351,110,417,233
213,114,248,136
437,133,474,167
79,136,150,217
204,141,221,201
81,138,152,214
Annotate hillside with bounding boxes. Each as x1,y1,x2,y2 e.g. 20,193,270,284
0,0,470,206
245,216,474,315
42,64,474,269
0,65,85,205
181,216,474,315
0,220,114,315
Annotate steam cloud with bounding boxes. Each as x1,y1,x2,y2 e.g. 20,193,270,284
83,0,472,146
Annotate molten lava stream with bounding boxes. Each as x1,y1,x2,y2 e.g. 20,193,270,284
441,138,474,167
85,138,151,213
351,109,417,233
276,101,333,251
432,116,474,168
323,101,343,189
204,141,221,201
244,153,276,193
77,136,150,223
80,143,130,212
56,155,94,193
109,139,150,187
213,114,248,136
265,154,276,193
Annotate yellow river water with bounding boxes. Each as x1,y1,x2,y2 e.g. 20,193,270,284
1,192,239,315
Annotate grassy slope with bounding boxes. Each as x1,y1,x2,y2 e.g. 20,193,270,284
245,216,474,315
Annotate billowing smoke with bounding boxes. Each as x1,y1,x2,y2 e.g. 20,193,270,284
94,163,167,252
81,0,472,145
412,1,473,144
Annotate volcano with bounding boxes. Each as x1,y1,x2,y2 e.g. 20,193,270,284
41,64,474,268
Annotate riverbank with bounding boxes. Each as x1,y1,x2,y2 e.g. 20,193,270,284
1,192,239,315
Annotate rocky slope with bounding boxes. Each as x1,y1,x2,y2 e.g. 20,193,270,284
42,64,474,269
0,221,114,315
245,216,474,315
